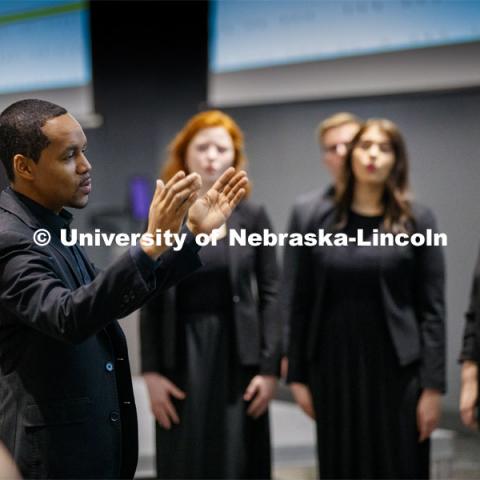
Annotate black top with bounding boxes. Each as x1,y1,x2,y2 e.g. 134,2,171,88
12,189,73,235
344,209,383,234
176,236,232,314
322,210,388,351
311,212,428,480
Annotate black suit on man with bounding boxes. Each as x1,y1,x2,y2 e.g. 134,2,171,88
0,187,201,479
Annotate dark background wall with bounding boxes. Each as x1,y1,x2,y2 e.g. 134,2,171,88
2,0,478,423
77,0,208,251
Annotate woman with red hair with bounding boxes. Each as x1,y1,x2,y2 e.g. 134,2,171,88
140,110,281,479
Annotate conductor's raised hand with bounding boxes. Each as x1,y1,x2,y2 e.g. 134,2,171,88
186,167,248,235
141,171,201,259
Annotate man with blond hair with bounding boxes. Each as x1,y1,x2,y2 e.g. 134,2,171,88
288,112,362,238
281,112,362,412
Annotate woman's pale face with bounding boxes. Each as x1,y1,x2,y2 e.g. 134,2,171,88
185,126,235,188
352,125,395,187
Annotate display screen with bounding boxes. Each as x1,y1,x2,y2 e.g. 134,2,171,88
209,1,480,105
0,0,95,120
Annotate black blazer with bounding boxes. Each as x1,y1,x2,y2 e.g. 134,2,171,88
140,201,282,377
460,246,480,364
281,188,332,353
0,188,201,479
286,198,446,393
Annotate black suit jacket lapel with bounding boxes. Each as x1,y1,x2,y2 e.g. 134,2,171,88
48,236,85,287
75,245,97,279
0,189,84,287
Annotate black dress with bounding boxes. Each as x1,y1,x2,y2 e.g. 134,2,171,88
308,211,430,479
155,237,271,479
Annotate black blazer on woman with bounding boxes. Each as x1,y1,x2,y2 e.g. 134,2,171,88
140,201,282,377
286,198,446,393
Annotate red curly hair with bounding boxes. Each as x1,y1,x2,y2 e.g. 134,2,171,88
161,110,251,196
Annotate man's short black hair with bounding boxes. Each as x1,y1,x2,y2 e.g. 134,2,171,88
0,99,67,181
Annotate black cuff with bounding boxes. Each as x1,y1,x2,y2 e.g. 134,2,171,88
131,226,200,278
459,354,477,364
130,245,158,284
181,225,201,254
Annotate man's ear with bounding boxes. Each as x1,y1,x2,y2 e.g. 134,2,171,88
12,154,35,182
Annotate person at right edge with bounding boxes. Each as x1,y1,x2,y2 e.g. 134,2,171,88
459,249,480,431
287,118,446,479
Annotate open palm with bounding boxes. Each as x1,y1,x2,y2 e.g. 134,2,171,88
187,168,248,234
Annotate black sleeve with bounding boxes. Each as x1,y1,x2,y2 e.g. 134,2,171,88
253,206,282,376
280,206,301,355
139,288,170,374
286,237,315,384
460,245,480,363
413,209,447,392
0,232,201,345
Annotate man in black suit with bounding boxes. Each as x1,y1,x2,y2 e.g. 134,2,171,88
281,112,362,409
286,112,362,247
0,99,247,479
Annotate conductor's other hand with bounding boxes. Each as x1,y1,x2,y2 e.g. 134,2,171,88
143,372,186,430
187,167,248,235
142,171,201,260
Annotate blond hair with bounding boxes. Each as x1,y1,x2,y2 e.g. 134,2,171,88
316,112,362,145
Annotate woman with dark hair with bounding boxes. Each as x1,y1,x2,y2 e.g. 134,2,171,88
287,119,446,479
140,110,281,479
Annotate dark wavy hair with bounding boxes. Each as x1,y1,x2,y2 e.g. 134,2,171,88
334,118,414,233
0,99,67,181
